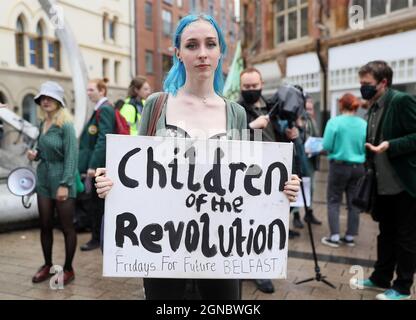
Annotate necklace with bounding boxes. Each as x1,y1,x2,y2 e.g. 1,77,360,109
184,91,211,104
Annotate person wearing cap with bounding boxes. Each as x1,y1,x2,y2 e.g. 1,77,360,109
27,81,78,285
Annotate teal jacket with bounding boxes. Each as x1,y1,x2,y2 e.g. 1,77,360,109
78,102,115,173
323,115,367,164
368,89,416,197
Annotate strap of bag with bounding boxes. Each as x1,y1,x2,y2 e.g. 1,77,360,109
147,93,168,136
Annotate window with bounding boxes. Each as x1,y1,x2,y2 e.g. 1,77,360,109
15,17,25,66
370,0,387,17
114,61,121,84
208,0,215,16
350,0,416,20
163,0,174,4
48,41,61,71
162,10,172,37
221,0,227,33
102,58,109,79
145,51,154,74
145,2,153,30
22,94,38,125
274,0,309,44
189,0,197,14
103,13,108,40
29,24,44,69
109,17,117,41
162,54,173,78
177,0,183,8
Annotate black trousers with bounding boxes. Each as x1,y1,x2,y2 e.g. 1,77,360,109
369,191,416,295
143,278,240,300
90,185,105,242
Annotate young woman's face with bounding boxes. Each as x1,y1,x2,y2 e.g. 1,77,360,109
40,96,60,114
177,20,221,82
87,82,104,103
135,82,152,100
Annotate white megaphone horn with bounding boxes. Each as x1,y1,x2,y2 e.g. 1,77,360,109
7,167,37,209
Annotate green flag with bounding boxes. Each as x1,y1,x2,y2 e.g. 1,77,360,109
223,41,244,102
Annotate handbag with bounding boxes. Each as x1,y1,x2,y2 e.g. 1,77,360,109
352,165,376,213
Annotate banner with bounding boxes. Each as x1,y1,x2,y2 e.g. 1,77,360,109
103,135,293,279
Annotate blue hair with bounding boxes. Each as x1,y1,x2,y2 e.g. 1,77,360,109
163,14,227,96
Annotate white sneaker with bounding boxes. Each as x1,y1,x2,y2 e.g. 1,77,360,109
321,237,340,248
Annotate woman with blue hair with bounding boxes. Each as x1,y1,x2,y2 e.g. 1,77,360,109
95,14,300,300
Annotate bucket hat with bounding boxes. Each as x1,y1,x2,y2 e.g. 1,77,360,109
34,81,66,107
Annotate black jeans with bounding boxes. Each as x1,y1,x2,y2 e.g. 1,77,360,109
327,161,365,236
143,278,240,300
369,191,416,295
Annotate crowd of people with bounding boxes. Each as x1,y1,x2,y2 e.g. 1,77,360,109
18,14,415,301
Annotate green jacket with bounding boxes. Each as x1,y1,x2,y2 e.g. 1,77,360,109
368,89,416,197
138,92,247,140
119,97,144,136
78,102,115,173
36,122,78,199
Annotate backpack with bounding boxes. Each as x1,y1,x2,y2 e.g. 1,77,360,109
96,107,130,135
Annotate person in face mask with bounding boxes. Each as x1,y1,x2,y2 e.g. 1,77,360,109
237,68,300,295
350,60,416,300
238,67,298,141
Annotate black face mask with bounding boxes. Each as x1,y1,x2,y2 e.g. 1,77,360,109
360,84,378,100
241,89,262,105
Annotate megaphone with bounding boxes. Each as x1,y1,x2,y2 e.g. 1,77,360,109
7,167,37,209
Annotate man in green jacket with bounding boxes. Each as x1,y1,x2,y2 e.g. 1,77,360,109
351,61,416,300
79,79,115,251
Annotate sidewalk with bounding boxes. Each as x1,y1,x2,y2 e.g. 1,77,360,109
0,170,414,300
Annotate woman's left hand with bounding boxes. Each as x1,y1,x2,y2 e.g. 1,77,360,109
56,186,69,201
283,174,301,202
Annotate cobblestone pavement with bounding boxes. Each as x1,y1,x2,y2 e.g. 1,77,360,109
0,170,414,300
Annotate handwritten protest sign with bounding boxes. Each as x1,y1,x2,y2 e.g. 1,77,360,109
103,135,293,279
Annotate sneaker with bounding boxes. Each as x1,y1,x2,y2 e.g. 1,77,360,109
340,237,355,247
349,278,386,291
321,237,340,248
376,289,411,300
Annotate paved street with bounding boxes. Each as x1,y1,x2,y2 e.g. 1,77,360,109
0,168,414,300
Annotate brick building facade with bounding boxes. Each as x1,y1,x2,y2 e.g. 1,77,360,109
241,0,416,129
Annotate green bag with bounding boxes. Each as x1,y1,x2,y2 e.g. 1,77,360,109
75,170,85,194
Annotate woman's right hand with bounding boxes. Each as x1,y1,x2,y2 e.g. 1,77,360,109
95,168,113,199
27,149,38,161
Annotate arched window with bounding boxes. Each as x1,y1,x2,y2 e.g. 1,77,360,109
48,39,61,71
22,94,38,125
15,17,25,66
30,22,44,68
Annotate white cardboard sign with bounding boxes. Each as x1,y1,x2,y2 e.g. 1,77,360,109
103,135,293,279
